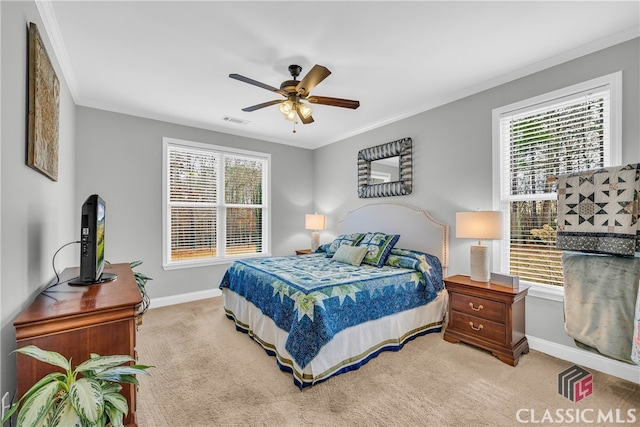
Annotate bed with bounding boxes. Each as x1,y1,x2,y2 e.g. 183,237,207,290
219,203,450,388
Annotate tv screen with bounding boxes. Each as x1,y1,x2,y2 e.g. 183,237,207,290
70,194,117,285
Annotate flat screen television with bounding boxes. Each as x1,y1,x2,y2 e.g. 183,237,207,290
70,194,117,285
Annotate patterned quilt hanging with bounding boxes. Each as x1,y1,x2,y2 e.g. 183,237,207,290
556,163,640,256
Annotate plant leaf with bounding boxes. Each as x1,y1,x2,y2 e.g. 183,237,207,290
104,401,125,427
100,382,122,395
104,391,128,416
1,402,19,424
32,410,53,427
69,378,103,424
50,394,83,427
13,371,65,408
14,346,71,371
94,365,151,382
116,374,140,386
75,355,135,373
17,381,61,427
129,260,143,269
135,272,152,282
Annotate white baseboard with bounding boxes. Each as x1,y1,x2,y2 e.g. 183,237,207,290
149,289,221,309
528,336,639,384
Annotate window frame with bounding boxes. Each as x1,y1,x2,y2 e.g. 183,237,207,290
491,72,622,298
162,137,271,270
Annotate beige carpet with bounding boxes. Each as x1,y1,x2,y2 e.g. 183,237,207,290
136,298,639,426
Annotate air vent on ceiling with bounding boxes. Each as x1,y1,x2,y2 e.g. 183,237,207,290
222,116,250,125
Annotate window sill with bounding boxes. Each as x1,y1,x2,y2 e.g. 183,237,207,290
523,281,564,302
162,253,272,270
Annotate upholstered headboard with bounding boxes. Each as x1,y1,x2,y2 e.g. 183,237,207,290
338,203,449,275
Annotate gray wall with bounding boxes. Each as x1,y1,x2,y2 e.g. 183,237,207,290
1,1,78,402
75,107,314,300
1,0,637,404
314,38,640,348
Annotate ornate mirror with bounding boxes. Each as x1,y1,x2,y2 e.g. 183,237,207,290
357,137,412,198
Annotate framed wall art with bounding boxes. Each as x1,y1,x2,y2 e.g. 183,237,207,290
27,22,59,181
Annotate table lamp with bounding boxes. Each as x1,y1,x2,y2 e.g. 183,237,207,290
456,211,503,282
305,213,326,252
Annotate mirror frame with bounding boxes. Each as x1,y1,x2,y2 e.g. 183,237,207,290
357,137,412,198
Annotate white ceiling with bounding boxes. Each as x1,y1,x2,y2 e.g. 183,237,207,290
38,1,639,149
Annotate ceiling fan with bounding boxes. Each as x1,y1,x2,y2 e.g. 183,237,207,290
229,64,360,131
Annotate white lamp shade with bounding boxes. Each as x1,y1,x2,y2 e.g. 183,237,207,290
305,214,326,231
455,211,503,240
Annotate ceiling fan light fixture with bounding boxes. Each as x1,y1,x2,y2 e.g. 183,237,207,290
298,102,313,119
279,99,294,115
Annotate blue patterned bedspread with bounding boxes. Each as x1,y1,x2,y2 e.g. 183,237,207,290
219,249,444,368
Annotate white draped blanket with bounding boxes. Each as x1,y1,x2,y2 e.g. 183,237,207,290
634,290,640,364
562,253,640,364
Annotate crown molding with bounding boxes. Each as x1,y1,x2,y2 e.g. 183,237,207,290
36,0,80,103
32,1,639,151
321,26,640,149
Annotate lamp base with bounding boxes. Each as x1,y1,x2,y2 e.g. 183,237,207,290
469,245,490,282
310,231,320,252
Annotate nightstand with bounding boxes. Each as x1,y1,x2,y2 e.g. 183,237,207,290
443,274,529,366
295,249,313,255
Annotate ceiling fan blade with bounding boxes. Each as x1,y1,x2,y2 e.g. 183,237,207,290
307,96,360,109
229,74,287,96
296,65,331,97
242,99,283,112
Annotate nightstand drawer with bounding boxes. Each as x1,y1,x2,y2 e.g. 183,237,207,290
450,311,506,345
443,275,530,366
450,292,505,323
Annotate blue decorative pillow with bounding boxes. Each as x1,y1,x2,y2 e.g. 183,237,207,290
356,232,400,267
385,248,444,292
325,233,366,257
316,243,330,253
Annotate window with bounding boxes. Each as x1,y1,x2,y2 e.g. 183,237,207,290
493,73,621,288
162,137,270,269
370,171,391,183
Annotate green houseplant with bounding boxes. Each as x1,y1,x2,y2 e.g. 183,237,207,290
129,261,152,317
105,260,152,318
1,346,151,427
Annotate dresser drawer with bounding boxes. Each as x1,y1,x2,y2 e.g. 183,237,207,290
450,311,506,345
450,292,505,323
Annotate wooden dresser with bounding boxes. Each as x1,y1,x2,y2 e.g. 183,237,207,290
443,274,529,366
14,263,141,427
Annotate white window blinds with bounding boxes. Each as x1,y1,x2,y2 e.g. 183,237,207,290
163,138,269,268
224,156,265,255
168,146,219,262
497,79,615,287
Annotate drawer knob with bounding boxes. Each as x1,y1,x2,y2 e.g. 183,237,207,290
468,302,483,311
468,321,483,331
